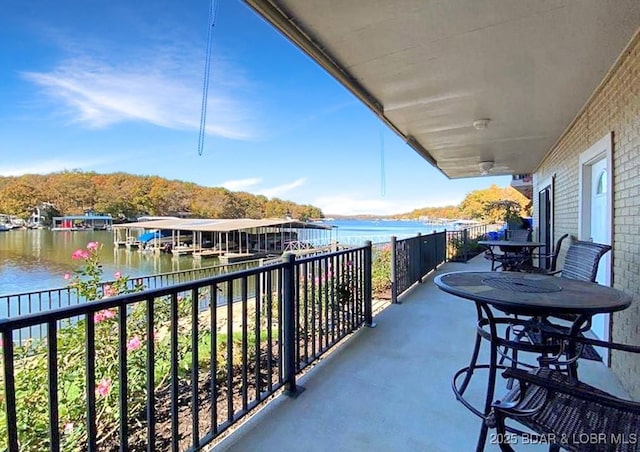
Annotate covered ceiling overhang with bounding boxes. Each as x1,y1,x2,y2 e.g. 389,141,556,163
243,0,640,179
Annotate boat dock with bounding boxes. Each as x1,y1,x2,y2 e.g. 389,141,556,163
192,249,226,259
113,218,335,263
51,214,113,231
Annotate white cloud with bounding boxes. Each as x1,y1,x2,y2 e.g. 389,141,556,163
221,177,262,191
219,177,307,198
22,52,258,140
0,159,104,177
257,178,307,198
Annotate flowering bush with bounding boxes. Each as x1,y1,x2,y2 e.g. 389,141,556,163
372,245,392,297
0,242,149,450
66,241,137,301
0,241,263,450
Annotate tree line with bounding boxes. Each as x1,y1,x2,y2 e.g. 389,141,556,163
0,171,530,225
394,184,531,223
0,171,324,222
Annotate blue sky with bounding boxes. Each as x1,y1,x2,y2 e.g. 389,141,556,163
0,0,510,216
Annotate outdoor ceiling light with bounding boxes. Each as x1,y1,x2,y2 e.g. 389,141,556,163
479,161,494,175
473,118,491,130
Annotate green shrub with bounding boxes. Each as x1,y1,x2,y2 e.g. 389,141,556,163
372,245,392,297
0,243,224,450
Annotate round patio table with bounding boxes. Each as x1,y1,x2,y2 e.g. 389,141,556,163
477,240,545,271
433,271,632,452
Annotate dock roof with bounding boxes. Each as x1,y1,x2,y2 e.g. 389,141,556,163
53,215,113,220
112,218,333,233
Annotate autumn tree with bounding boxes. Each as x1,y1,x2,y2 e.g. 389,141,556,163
234,192,267,219
46,170,97,214
399,205,461,220
459,185,530,223
265,198,291,218
0,171,324,221
0,178,41,217
289,203,323,221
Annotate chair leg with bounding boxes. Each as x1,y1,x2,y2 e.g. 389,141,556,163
494,413,516,452
506,347,519,390
498,324,512,365
504,323,525,390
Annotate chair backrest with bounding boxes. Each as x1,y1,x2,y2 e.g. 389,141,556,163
561,240,611,282
548,233,570,272
506,229,531,242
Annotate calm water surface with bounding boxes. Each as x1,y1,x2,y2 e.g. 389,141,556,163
0,230,204,296
328,219,447,244
0,220,447,296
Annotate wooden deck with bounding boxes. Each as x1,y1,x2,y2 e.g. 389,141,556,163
219,252,269,264
192,249,226,259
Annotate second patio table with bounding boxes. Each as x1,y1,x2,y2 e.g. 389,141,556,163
477,240,545,271
433,271,632,452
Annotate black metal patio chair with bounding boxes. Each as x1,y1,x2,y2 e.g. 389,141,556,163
524,233,569,274
484,229,534,271
530,240,611,327
488,332,640,452
499,241,612,376
505,229,532,242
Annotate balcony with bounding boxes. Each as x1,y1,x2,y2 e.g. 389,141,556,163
213,255,630,451
0,231,630,450
511,174,533,200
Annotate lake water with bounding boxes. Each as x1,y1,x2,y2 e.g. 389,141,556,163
0,219,448,296
327,219,447,245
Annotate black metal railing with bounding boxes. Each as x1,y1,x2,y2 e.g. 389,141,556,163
390,232,447,303
0,225,494,450
0,260,264,343
0,245,373,451
445,224,492,262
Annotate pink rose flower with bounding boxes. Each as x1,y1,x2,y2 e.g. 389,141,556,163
94,309,115,323
102,285,115,298
64,423,74,434
63,273,71,280
71,249,85,260
96,378,111,397
127,336,142,352
86,241,99,251
102,309,115,319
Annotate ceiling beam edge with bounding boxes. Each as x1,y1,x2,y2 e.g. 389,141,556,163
242,0,443,173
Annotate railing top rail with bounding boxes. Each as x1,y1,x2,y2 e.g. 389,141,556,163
0,257,267,299
394,229,446,244
295,243,368,264
0,259,287,331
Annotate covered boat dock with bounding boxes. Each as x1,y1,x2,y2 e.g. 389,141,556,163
51,214,113,231
112,218,335,261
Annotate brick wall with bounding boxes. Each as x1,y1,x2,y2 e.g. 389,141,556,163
534,30,640,398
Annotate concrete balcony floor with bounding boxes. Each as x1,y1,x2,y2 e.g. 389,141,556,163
213,256,631,452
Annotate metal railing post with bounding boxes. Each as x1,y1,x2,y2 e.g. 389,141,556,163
364,241,376,327
463,228,469,262
443,229,448,262
282,253,304,397
417,232,424,283
390,236,398,304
